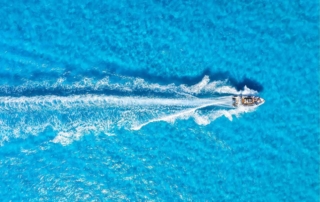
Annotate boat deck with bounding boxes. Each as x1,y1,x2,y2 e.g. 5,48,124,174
233,96,264,107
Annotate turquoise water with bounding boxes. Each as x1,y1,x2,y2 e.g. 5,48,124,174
0,0,319,201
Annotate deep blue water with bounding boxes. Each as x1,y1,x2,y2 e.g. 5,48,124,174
0,0,319,201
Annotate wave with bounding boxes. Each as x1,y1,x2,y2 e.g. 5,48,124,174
0,75,259,146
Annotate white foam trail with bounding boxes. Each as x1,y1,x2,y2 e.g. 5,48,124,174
0,95,232,111
0,94,236,145
0,75,261,146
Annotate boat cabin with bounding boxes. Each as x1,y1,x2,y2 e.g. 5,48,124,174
242,97,254,105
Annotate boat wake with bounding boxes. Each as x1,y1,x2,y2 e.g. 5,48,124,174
0,75,259,146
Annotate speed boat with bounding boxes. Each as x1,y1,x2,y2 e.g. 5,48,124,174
232,95,265,107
